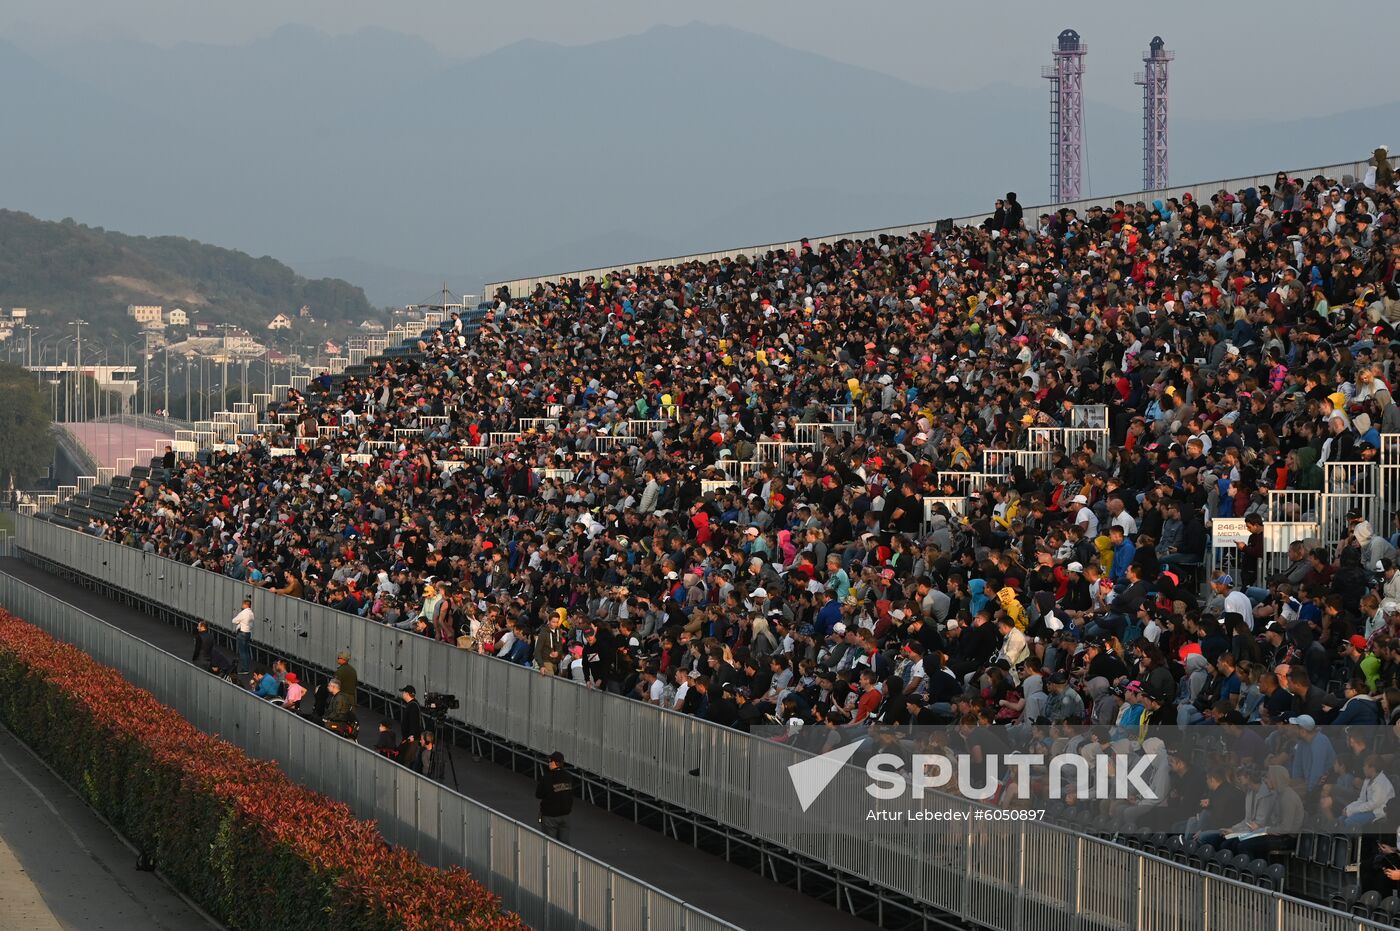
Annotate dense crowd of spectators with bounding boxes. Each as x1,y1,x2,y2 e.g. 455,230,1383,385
87,151,1400,892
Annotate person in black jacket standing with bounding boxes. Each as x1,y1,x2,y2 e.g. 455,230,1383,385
398,686,424,747
536,751,574,844
192,620,235,677
192,620,215,669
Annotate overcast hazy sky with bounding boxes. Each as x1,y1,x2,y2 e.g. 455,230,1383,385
6,0,1397,122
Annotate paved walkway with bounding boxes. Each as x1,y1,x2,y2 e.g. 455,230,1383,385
58,424,174,472
0,728,211,931
0,828,59,931
0,558,870,931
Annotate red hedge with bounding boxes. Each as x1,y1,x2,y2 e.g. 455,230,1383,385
0,608,527,931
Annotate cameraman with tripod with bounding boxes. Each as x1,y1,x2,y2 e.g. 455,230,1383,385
413,731,446,782
411,691,461,789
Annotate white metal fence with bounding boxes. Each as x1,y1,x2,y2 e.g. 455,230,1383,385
11,516,1393,931
0,570,739,931
1267,490,1321,523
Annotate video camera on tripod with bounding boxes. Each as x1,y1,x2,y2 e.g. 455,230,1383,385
416,689,461,789
422,691,459,717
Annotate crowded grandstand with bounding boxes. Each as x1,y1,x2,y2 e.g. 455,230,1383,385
35,153,1400,919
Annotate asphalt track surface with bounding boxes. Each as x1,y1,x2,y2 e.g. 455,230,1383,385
0,556,868,931
0,727,214,931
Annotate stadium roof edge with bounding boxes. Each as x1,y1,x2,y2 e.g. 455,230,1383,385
485,155,1392,298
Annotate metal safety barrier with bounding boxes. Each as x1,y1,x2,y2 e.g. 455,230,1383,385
1267,490,1321,524
934,471,987,496
1206,519,1316,583
755,441,803,462
922,497,968,535
0,570,739,931
628,419,671,439
1026,426,1110,458
1263,522,1321,581
793,422,856,447
11,515,1393,931
983,449,1052,478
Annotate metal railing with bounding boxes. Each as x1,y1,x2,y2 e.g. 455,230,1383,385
484,157,1395,297
0,569,738,931
11,515,1390,931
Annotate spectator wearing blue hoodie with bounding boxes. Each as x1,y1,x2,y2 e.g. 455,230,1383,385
1108,525,1135,584
968,578,989,618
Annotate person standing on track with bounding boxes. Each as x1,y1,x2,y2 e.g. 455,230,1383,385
536,751,574,844
334,651,359,703
399,685,423,747
231,598,255,676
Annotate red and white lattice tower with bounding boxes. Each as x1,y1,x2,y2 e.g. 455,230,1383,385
1135,36,1173,191
1042,29,1086,202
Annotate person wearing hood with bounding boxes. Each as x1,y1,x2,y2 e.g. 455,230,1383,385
1086,676,1120,726
1176,651,1211,725
1288,445,1323,491
1221,766,1304,857
968,578,989,617
1348,519,1396,569
995,586,1028,632
1119,737,1171,828
775,528,796,566
1018,670,1048,725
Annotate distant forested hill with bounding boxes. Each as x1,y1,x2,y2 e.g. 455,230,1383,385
0,209,374,341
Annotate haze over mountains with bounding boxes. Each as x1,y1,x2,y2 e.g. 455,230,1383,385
3,22,1391,305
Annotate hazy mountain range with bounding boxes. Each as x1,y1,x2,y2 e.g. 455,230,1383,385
3,22,1392,306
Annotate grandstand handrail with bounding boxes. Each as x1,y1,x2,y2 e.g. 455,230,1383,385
484,156,1395,297
13,514,1394,931
0,569,741,931
92,413,190,434
50,425,99,476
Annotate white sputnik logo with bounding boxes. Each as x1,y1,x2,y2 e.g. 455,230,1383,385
787,739,865,812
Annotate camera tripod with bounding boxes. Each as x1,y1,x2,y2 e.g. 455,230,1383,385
424,710,461,790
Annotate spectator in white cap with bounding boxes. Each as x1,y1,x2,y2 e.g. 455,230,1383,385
1068,493,1099,538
